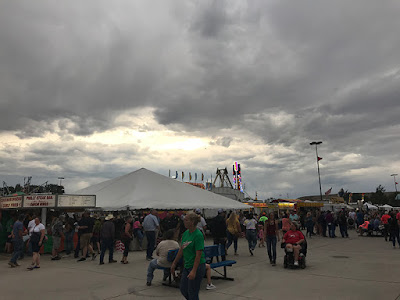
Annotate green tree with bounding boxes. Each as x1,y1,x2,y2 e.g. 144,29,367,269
15,184,23,192
370,185,387,205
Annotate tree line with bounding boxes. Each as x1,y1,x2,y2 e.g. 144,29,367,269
1,183,65,195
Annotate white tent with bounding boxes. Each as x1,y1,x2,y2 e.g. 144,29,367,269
379,204,393,210
74,168,251,211
363,202,378,210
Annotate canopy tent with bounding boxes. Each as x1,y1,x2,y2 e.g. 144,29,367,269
363,203,378,210
379,204,393,210
74,168,250,211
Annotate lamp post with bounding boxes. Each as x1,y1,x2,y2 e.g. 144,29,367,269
391,174,398,194
310,141,323,202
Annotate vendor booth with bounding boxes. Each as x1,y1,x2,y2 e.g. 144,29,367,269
243,199,324,215
0,194,96,253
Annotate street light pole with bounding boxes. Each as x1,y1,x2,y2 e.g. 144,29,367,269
310,141,323,202
391,174,398,193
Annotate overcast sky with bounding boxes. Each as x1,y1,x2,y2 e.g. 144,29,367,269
1,0,400,199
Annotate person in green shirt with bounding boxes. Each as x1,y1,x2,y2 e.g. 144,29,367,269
259,212,268,224
171,212,206,300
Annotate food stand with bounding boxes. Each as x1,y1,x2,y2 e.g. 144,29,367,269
0,194,96,253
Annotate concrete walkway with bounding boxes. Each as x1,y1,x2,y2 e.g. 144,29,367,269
1,230,400,300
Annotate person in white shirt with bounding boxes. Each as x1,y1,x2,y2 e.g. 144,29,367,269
244,214,258,255
195,208,207,238
28,218,46,270
146,229,179,286
26,214,37,255
27,215,36,236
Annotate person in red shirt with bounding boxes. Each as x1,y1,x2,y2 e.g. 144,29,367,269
381,212,391,241
283,222,305,266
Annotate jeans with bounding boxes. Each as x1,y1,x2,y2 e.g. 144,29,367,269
328,224,336,238
145,231,156,259
226,231,238,253
213,237,227,261
100,238,114,263
266,236,277,262
390,231,400,247
306,225,314,237
246,229,257,250
10,239,23,264
383,224,389,241
147,258,169,283
135,229,144,248
339,224,348,237
65,231,74,254
180,263,206,300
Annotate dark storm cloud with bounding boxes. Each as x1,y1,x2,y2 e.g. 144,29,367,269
0,0,182,136
1,0,400,197
2,0,399,137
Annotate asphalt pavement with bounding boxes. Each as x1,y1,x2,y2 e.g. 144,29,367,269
1,230,399,300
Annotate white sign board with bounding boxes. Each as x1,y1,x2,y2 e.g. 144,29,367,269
0,196,22,209
24,194,56,208
57,195,96,207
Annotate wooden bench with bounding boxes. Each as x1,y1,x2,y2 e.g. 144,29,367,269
204,245,236,281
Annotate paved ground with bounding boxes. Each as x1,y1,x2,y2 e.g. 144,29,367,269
1,230,400,300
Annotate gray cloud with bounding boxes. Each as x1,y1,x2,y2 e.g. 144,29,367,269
1,0,400,198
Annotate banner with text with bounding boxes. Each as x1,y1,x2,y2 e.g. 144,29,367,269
57,195,96,208
0,196,22,209
24,194,56,208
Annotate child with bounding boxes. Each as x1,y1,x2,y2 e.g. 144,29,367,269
258,222,265,247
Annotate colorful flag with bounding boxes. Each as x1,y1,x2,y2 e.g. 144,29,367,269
175,171,178,179
396,182,398,185
182,172,184,180
201,173,204,181
317,157,323,161
195,173,197,181
325,187,332,195
189,172,192,181
169,170,171,177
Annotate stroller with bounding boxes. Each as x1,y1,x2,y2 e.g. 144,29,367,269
282,240,307,269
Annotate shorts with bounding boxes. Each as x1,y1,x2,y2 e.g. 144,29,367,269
52,236,61,250
80,233,92,248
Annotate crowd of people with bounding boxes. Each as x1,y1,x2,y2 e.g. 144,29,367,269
3,206,400,300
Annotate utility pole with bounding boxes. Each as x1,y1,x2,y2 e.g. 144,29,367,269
391,174,398,194
310,141,323,202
